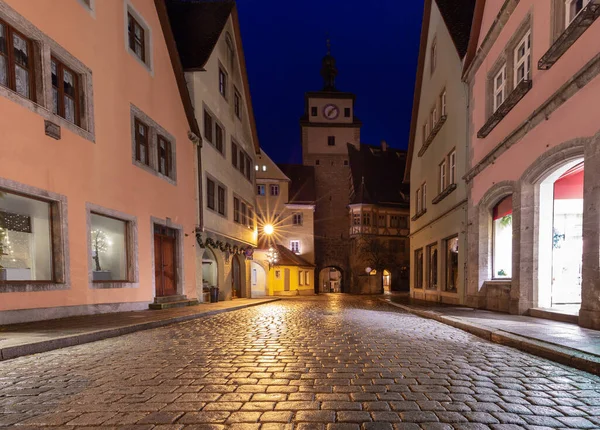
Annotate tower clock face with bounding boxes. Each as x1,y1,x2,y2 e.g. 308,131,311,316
323,104,340,120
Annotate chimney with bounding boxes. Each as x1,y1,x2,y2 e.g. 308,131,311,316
381,140,387,151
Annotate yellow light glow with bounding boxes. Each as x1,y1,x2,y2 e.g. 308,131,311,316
264,224,274,235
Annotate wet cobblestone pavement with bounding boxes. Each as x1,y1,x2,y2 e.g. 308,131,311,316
1,295,600,429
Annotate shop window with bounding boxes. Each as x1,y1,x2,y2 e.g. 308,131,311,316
90,213,128,282
493,196,513,278
427,242,438,290
445,236,459,292
0,191,53,282
414,248,423,289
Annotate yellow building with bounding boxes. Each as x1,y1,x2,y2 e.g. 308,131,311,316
251,151,316,296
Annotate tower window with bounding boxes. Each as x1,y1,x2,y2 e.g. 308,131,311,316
344,108,351,117
328,136,335,146
311,106,317,116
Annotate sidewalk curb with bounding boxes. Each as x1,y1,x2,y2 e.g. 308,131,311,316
381,298,600,376
0,299,281,361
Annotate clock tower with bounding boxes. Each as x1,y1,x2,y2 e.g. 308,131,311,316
300,44,362,293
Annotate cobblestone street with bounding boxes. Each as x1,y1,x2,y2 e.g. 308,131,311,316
1,296,600,429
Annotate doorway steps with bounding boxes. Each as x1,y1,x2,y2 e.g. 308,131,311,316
149,295,199,310
529,307,579,324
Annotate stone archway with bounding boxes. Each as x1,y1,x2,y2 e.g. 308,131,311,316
318,266,343,293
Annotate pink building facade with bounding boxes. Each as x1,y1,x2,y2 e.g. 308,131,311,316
0,0,201,324
464,0,600,328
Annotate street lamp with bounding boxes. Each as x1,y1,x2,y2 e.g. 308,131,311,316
264,223,274,236
266,246,279,270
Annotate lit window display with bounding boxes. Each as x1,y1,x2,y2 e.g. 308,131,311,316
90,213,128,281
493,196,513,279
0,191,53,281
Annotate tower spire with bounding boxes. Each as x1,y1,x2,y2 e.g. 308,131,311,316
321,37,337,91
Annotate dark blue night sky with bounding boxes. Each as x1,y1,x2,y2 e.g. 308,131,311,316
236,0,424,164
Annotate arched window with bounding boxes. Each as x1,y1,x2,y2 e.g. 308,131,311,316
493,196,513,279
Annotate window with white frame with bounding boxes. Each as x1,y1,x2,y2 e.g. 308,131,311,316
440,90,447,117
449,150,456,185
431,107,437,128
566,0,591,27
290,240,300,254
493,66,506,112
439,159,447,192
416,188,422,214
514,30,531,86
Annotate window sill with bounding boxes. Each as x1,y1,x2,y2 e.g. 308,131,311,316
0,85,95,143
133,160,177,186
90,281,139,290
477,80,532,138
411,208,427,222
418,115,447,157
432,183,457,205
0,282,69,293
538,1,600,70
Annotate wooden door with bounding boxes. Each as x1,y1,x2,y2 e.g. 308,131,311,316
232,255,241,298
284,268,290,291
154,225,177,297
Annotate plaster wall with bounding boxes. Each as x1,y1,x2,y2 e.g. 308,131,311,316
0,0,198,316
